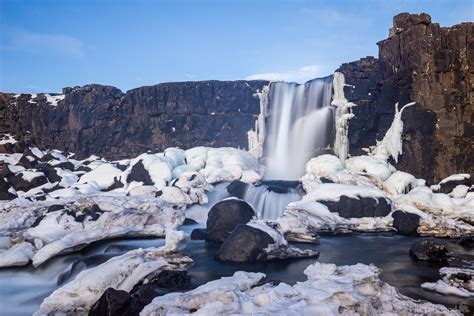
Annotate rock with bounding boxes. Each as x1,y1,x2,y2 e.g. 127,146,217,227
392,210,420,236
127,160,153,185
104,177,124,191
205,199,255,243
0,81,267,160
0,178,15,200
319,196,391,218
216,224,275,262
458,236,474,248
35,163,62,183
435,175,472,194
338,14,473,183
259,180,301,194
88,288,131,316
55,161,75,171
190,228,207,240
46,204,66,213
147,270,191,291
182,218,198,225
226,180,249,199
409,239,449,263
8,172,48,192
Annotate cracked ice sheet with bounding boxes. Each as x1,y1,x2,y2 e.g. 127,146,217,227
35,237,193,315
141,262,458,315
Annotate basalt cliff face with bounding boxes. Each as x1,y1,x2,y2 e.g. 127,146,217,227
339,13,473,183
0,80,267,159
1,13,472,183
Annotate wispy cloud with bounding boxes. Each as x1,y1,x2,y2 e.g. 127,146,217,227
245,64,324,83
5,31,85,59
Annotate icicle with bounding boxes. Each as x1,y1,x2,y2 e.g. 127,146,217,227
331,72,356,163
248,85,269,159
371,102,416,162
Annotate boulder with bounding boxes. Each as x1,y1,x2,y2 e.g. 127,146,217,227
436,175,472,194
89,288,131,316
409,239,449,263
35,163,62,183
0,178,15,200
127,160,153,185
319,196,391,218
215,224,275,262
226,180,249,199
55,161,75,171
392,210,420,236
146,270,191,291
104,177,124,191
205,199,255,243
190,228,207,240
9,172,47,192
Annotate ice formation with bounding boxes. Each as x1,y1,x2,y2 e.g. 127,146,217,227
141,262,457,315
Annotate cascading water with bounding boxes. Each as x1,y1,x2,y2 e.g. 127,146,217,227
264,76,334,180
242,76,335,220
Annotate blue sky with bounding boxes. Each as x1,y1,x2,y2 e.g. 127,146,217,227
1,0,472,93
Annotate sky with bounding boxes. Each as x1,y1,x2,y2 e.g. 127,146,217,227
1,0,472,93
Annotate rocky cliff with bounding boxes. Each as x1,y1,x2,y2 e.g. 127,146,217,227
0,80,267,159
339,13,473,183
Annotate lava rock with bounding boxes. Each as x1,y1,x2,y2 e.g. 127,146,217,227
9,172,47,192
205,199,255,243
35,163,62,183
127,160,153,185
226,180,249,199
392,210,420,236
215,224,274,262
190,228,207,240
54,161,75,171
409,239,449,263
89,288,131,316
320,196,391,218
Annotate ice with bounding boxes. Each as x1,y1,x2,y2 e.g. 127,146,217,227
78,163,123,190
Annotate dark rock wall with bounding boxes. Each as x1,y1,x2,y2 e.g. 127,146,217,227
0,80,267,159
339,13,473,183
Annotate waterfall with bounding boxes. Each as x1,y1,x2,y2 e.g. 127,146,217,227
263,77,334,180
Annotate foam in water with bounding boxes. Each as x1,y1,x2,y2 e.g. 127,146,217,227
264,77,334,180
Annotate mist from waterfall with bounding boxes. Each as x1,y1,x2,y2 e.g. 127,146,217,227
263,77,334,180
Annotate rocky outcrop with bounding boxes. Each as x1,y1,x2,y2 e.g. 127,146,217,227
339,13,473,183
0,80,267,159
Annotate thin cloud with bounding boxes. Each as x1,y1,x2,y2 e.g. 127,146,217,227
6,31,85,59
245,65,324,83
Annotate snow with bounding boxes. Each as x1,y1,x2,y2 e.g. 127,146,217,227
0,242,35,267
78,163,123,190
21,171,45,182
421,267,473,298
439,173,470,185
305,154,343,177
345,155,395,182
141,262,457,315
331,72,356,163
383,171,418,196
301,183,388,202
450,185,469,198
371,102,416,163
30,147,44,158
44,94,65,106
0,133,17,145
35,244,193,315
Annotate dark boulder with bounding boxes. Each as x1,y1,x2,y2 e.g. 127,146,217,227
147,270,191,291
0,177,16,200
226,180,249,199
409,239,449,263
190,228,207,240
215,224,274,262
9,172,48,192
319,196,391,218
46,204,66,213
435,176,472,194
54,161,75,171
75,165,92,173
89,288,131,316
16,154,37,169
205,199,255,243
182,218,198,225
260,180,301,194
392,210,420,236
127,160,153,185
35,163,62,183
39,153,56,162
104,177,124,191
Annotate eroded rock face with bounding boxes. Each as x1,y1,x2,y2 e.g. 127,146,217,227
338,13,473,183
0,81,267,159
